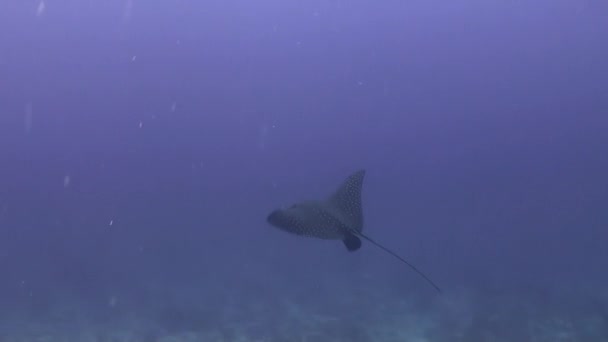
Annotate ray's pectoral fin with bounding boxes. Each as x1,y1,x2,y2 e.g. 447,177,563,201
328,169,365,233
342,231,362,252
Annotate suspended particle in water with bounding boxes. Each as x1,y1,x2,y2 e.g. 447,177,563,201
171,102,177,112
382,80,389,96
257,123,269,150
131,55,137,62
109,296,118,307
139,121,143,128
24,103,33,134
63,175,71,187
109,220,114,226
122,0,133,22
36,1,45,16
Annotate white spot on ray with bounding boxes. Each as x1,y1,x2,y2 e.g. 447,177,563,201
109,220,114,226
131,55,137,62
139,121,143,128
63,175,71,187
171,102,177,112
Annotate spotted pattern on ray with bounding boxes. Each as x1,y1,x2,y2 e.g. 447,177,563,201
328,169,365,232
267,201,347,240
266,170,365,240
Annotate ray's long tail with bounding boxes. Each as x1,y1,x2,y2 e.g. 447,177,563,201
356,232,442,293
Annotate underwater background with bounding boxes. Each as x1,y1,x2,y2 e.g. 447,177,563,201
1,0,607,341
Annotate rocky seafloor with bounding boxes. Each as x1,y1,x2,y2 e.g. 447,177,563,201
1,282,606,342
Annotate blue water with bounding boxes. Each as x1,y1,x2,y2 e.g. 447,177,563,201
1,0,607,341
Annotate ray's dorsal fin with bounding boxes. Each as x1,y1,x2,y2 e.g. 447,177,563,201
327,169,365,232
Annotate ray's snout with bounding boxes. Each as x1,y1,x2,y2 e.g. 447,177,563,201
266,209,285,228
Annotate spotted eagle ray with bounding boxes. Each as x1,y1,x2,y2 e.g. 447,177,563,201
267,169,441,292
